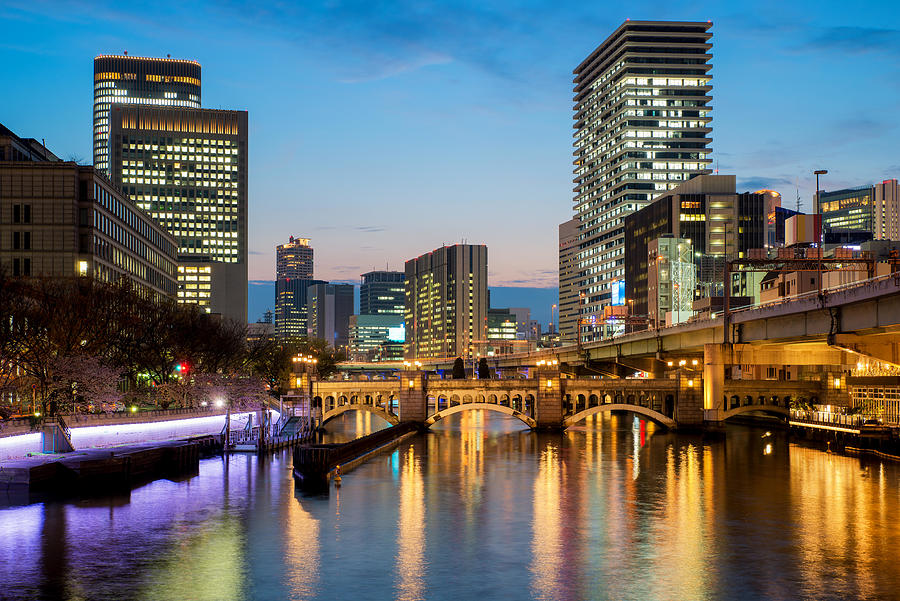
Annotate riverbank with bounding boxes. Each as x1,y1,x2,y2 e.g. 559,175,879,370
0,435,218,506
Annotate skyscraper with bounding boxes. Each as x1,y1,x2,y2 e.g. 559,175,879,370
307,283,354,350
404,244,488,360
571,21,713,340
108,105,248,323
359,270,404,315
93,55,201,175
275,237,315,340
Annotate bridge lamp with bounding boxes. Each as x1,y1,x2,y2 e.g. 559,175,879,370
546,379,553,389
667,361,674,367
679,360,687,366
692,359,698,366
408,379,415,389
200,401,208,407
833,378,842,389
687,380,694,387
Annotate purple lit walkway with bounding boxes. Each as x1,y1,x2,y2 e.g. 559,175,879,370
0,412,257,461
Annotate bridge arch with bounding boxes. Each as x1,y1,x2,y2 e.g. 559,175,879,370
322,403,400,426
424,403,536,429
720,404,790,421
563,404,676,429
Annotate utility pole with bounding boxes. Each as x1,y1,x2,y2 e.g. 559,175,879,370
814,169,828,299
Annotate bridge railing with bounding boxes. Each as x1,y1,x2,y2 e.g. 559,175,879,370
789,410,868,429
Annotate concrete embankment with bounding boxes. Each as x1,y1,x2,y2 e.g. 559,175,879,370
293,422,423,490
0,435,219,506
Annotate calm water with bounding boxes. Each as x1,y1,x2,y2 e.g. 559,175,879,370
3,411,900,601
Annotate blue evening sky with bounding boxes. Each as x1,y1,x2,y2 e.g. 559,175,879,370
3,0,900,296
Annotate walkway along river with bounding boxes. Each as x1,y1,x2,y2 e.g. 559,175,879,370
2,410,900,600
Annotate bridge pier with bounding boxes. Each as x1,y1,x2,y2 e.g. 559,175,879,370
703,343,729,423
398,371,428,422
533,370,564,431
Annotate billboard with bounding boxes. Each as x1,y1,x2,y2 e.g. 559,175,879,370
387,324,406,343
611,280,625,306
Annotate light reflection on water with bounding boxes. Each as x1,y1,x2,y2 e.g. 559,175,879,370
3,411,900,600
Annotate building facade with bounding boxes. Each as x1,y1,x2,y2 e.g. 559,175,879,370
359,270,405,315
571,21,713,340
307,283,354,350
647,236,696,327
93,55,201,176
623,175,768,322
108,106,248,323
349,314,405,362
404,244,488,360
874,180,899,241
275,237,314,340
818,186,875,234
558,218,580,344
0,124,177,300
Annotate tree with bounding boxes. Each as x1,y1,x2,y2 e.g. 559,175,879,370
452,357,466,379
478,357,490,380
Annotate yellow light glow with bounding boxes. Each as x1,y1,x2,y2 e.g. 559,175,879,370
687,380,694,387
834,378,841,388
546,379,553,388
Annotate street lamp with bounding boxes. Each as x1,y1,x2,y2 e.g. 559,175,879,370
814,169,828,298
551,304,557,334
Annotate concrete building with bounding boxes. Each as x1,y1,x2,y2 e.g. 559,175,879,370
404,244,488,360
623,175,768,323
108,106,248,323
349,314,405,362
571,20,713,341
93,54,201,176
558,218,580,344
307,283,354,351
875,179,900,241
507,307,532,340
0,124,177,301
275,237,314,340
359,270,404,316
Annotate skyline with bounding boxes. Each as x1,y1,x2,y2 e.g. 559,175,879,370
3,1,900,288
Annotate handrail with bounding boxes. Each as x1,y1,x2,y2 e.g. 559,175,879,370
57,415,71,441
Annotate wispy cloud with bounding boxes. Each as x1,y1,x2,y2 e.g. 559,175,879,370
799,26,900,56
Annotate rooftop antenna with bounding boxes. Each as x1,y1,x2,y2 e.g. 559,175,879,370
123,50,128,55
167,53,171,58
796,178,801,213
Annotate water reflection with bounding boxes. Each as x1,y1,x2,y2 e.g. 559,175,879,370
395,445,425,601
3,410,900,600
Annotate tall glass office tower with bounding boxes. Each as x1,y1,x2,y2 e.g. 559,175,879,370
108,106,248,323
569,21,712,340
93,55,200,175
275,237,316,340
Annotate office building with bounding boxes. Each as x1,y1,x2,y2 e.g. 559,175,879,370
0,124,177,301
571,20,713,341
275,237,314,340
93,54,201,175
307,283,354,350
404,244,488,359
558,218,580,344
875,180,900,241
648,237,696,327
359,270,404,315
623,175,768,321
487,308,518,340
108,106,248,323
349,314,405,362
507,307,532,340
818,186,875,233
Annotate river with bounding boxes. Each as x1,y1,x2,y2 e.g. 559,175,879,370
2,411,900,601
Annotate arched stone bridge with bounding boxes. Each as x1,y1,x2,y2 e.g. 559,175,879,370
297,371,817,430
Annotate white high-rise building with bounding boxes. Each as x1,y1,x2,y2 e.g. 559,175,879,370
571,21,713,340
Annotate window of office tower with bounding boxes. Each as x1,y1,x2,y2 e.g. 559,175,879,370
123,136,240,262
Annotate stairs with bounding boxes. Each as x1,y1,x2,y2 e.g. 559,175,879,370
279,416,305,437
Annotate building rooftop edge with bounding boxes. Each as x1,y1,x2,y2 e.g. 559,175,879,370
94,54,201,67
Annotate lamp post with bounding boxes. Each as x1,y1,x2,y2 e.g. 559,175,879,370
550,304,557,334
814,169,828,298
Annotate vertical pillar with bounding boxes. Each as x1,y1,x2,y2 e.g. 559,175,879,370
675,370,703,427
398,370,427,423
702,343,730,423
534,370,563,430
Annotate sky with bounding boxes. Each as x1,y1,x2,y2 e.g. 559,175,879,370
3,0,900,298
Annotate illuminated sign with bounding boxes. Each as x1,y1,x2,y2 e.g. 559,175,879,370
388,325,406,342
611,280,625,306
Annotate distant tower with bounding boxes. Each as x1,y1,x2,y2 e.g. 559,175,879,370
275,237,316,340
